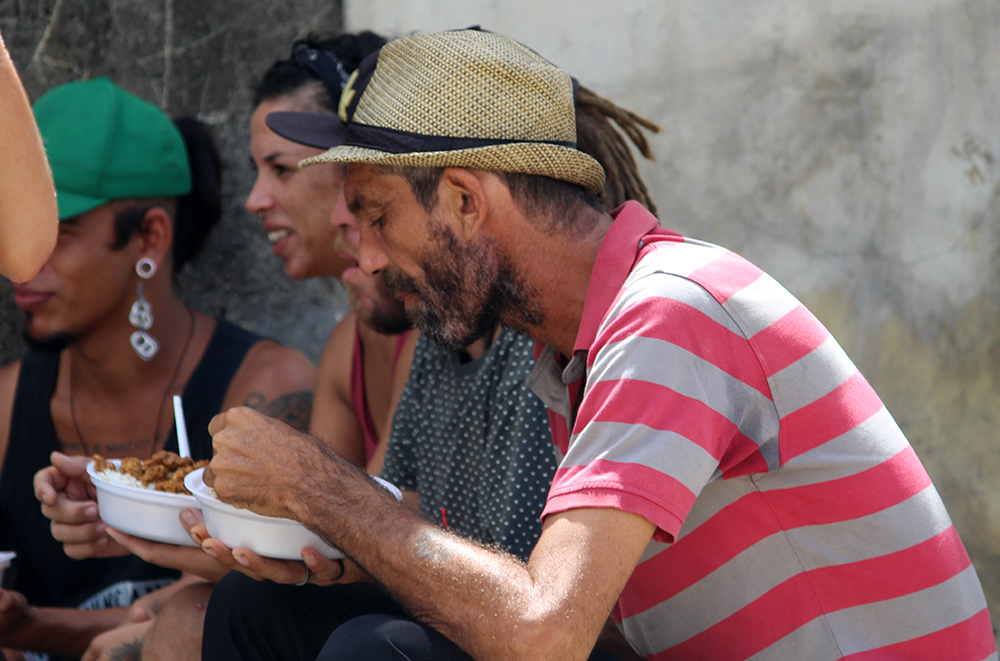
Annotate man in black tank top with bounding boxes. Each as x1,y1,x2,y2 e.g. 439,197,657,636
0,79,316,661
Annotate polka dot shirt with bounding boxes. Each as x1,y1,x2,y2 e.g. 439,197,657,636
381,328,557,561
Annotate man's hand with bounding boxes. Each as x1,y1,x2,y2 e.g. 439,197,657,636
180,507,366,585
33,452,128,559
105,521,229,583
207,407,333,519
0,587,29,639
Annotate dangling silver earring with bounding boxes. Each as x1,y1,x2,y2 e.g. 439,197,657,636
129,257,159,360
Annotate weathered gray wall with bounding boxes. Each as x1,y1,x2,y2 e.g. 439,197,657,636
0,0,350,365
347,0,1000,638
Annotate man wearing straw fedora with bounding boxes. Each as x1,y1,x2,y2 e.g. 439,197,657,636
204,29,996,660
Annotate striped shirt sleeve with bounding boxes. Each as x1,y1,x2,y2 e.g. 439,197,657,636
543,269,779,541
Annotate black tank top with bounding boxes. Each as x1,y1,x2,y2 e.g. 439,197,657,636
0,319,260,610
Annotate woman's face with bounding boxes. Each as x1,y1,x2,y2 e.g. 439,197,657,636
246,96,350,280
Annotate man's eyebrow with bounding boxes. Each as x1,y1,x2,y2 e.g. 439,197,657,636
347,193,374,215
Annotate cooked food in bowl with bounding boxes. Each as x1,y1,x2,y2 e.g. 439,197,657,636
87,455,202,547
93,451,208,495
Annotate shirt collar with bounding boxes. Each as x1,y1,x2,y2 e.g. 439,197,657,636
572,201,666,354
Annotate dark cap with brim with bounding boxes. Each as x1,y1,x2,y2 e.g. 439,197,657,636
266,111,347,150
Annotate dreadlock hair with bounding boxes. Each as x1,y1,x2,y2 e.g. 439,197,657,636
380,85,661,235
575,84,660,215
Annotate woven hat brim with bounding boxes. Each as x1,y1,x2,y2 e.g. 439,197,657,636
300,142,606,196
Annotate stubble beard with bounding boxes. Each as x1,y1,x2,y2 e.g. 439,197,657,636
21,313,75,353
349,277,414,337
383,221,544,352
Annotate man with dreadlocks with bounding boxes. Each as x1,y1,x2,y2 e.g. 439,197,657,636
194,66,660,661
204,28,994,661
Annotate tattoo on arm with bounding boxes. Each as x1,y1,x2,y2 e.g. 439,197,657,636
243,391,313,431
108,638,143,661
413,530,455,564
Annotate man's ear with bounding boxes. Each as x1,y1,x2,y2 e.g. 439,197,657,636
438,168,489,240
135,206,174,272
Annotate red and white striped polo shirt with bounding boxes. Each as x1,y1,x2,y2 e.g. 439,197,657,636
533,202,995,660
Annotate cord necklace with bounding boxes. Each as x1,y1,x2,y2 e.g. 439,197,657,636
69,307,196,457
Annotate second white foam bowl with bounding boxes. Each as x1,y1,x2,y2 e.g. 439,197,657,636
185,468,401,561
87,459,200,547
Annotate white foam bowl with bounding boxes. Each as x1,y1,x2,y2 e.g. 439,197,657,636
185,468,401,561
87,459,200,547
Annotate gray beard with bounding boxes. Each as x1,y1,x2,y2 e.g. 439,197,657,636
397,224,544,352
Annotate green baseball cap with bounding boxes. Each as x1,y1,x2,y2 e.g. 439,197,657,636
32,77,192,221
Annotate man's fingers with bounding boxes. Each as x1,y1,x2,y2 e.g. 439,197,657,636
197,538,265,580
34,454,96,506
107,527,230,582
230,547,310,584
207,411,227,436
50,518,106,545
50,451,90,477
179,508,206,538
33,465,68,506
0,587,27,613
302,550,361,585
40,493,99,527
202,465,215,488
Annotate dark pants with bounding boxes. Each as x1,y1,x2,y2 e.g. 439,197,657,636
202,572,407,661
316,614,475,661
203,571,622,661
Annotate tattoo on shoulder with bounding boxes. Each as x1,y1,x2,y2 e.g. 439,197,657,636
108,638,143,661
413,530,455,564
243,390,313,431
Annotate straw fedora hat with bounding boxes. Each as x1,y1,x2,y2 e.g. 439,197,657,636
298,28,606,195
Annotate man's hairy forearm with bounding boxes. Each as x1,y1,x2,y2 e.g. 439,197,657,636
209,409,618,660
286,438,572,661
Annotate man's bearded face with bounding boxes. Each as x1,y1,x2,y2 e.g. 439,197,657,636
382,217,544,351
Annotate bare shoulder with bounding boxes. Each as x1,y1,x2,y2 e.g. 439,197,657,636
0,360,22,468
223,339,317,431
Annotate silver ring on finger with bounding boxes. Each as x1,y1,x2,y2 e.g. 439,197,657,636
296,564,311,586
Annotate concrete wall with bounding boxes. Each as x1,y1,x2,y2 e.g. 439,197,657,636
0,0,351,366
347,0,1000,635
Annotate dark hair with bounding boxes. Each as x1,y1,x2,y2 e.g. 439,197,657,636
252,31,387,111
575,84,660,215
112,117,223,273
